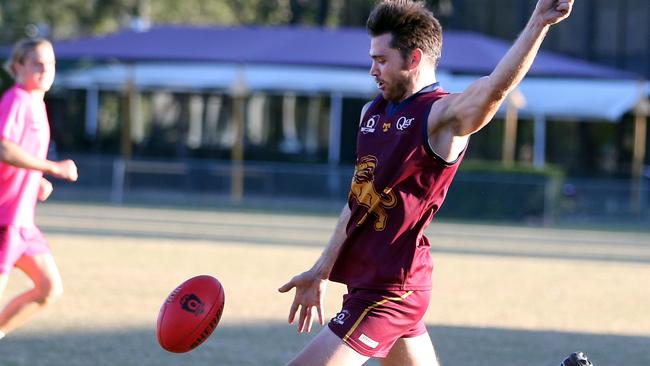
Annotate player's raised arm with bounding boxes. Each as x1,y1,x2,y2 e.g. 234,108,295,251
431,0,574,138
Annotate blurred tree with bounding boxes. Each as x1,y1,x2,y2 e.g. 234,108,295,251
0,0,135,41
0,0,456,43
150,0,285,25
337,0,376,27
327,0,454,28
0,0,298,42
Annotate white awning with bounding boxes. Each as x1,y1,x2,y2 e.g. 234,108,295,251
57,62,644,121
56,62,378,96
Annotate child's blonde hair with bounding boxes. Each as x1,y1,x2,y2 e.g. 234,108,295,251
3,38,53,78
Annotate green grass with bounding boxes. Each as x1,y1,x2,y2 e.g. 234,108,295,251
0,202,648,365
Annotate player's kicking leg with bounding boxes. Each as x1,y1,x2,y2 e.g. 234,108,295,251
380,332,439,366
285,326,369,366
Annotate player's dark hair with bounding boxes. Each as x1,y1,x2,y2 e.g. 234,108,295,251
366,0,442,67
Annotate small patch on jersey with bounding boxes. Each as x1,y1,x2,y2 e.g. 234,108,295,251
358,333,378,348
332,309,351,325
361,115,380,134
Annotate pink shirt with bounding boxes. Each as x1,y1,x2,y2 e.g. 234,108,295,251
0,85,50,228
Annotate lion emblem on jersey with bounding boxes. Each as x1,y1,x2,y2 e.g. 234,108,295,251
349,155,397,231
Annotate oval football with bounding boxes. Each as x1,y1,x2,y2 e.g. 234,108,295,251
156,275,225,353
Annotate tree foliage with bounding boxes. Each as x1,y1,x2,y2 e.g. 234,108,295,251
0,0,454,43
1,0,335,42
0,0,132,42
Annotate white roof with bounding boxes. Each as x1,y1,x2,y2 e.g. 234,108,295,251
57,62,646,121
57,62,377,96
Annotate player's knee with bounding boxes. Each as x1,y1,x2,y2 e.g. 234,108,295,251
35,281,63,305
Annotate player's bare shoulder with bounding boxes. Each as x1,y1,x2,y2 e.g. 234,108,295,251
426,92,459,136
427,93,469,163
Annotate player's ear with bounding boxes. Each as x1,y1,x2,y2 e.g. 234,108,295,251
407,48,423,70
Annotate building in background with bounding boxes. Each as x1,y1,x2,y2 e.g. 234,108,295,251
42,26,641,172
0,1,647,221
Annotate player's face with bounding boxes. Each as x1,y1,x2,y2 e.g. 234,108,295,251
369,33,411,102
15,43,56,93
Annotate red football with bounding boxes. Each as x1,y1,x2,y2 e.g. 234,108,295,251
156,275,225,353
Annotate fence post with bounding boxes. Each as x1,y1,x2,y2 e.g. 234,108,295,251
631,90,648,215
111,158,125,204
543,177,558,226
230,67,247,204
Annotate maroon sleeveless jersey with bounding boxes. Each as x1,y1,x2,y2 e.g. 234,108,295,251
329,86,465,290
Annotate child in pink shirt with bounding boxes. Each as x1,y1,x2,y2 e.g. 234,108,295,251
0,38,77,339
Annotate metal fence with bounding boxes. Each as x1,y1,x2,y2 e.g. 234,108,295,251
50,155,650,225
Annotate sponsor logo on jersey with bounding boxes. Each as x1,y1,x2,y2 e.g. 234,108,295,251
396,116,415,131
361,115,380,134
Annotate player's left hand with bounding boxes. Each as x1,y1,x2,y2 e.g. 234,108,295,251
38,177,53,201
278,270,328,333
534,0,574,25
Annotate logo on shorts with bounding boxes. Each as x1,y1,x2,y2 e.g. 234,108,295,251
180,293,205,315
331,309,351,325
358,333,379,349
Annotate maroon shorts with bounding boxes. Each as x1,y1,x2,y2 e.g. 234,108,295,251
328,287,430,358
0,226,51,274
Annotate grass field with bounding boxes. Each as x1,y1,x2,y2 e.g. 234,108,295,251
0,202,648,366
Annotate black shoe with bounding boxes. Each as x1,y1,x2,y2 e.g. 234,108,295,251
561,352,593,366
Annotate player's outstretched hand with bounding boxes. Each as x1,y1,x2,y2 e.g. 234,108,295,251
534,0,574,25
278,270,328,333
